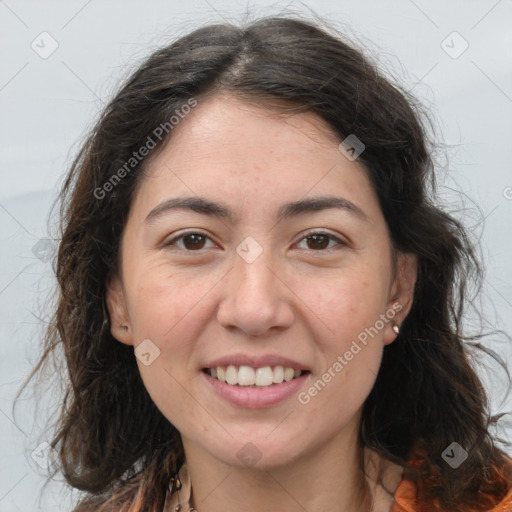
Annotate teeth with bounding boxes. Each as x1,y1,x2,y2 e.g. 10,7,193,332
284,367,295,382
255,367,273,386
272,365,284,384
208,365,304,387
225,365,238,386
238,366,255,385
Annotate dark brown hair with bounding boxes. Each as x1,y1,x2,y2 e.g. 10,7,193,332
20,14,511,512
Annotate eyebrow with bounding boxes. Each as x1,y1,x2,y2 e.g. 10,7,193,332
145,195,368,224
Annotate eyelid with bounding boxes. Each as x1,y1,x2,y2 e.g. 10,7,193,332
164,228,347,253
164,229,218,250
294,229,347,250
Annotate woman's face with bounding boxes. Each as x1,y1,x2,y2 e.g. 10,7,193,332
107,94,416,469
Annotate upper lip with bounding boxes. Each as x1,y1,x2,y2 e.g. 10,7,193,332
203,354,310,371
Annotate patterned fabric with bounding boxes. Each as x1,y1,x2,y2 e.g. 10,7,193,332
391,475,512,511
390,449,512,512
163,460,512,512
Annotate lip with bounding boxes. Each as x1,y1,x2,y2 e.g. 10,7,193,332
203,370,310,409
202,353,310,371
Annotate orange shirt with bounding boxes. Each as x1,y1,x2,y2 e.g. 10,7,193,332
392,475,512,511
390,448,512,512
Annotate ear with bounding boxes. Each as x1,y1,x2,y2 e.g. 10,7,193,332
383,252,417,346
105,275,134,346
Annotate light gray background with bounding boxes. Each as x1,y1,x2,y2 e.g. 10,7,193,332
1,1,511,510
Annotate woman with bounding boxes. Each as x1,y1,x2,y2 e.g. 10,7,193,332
25,15,512,512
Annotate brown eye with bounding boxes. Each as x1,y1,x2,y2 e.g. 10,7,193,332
166,232,215,252
182,233,206,250
306,234,330,250
296,232,345,252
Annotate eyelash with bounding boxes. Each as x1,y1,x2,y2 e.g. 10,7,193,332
164,230,346,254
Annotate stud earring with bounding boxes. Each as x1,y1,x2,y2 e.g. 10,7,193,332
392,324,400,335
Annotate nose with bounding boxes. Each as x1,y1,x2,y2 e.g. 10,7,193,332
216,247,295,337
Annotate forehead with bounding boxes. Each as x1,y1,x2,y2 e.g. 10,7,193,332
155,94,343,164
132,94,379,223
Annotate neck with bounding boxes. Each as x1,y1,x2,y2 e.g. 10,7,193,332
180,419,399,512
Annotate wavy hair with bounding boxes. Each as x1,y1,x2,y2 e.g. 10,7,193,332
19,14,511,512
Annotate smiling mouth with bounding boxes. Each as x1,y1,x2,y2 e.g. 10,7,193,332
203,365,309,388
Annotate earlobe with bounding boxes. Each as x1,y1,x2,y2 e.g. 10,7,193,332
105,276,134,346
384,252,417,345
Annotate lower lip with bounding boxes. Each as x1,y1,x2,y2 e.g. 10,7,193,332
202,371,310,409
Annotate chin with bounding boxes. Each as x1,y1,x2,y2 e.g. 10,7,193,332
204,433,309,471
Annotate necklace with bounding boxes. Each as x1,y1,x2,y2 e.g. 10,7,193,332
169,470,197,512
172,506,196,512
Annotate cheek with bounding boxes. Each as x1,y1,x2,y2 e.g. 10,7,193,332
127,264,210,343
296,265,390,402
129,275,209,429
124,269,211,417
303,269,390,344
137,359,210,439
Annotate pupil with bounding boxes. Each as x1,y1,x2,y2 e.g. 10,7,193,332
185,234,204,250
308,235,328,250
183,234,329,251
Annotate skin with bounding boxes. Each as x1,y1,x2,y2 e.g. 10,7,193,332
107,94,417,512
